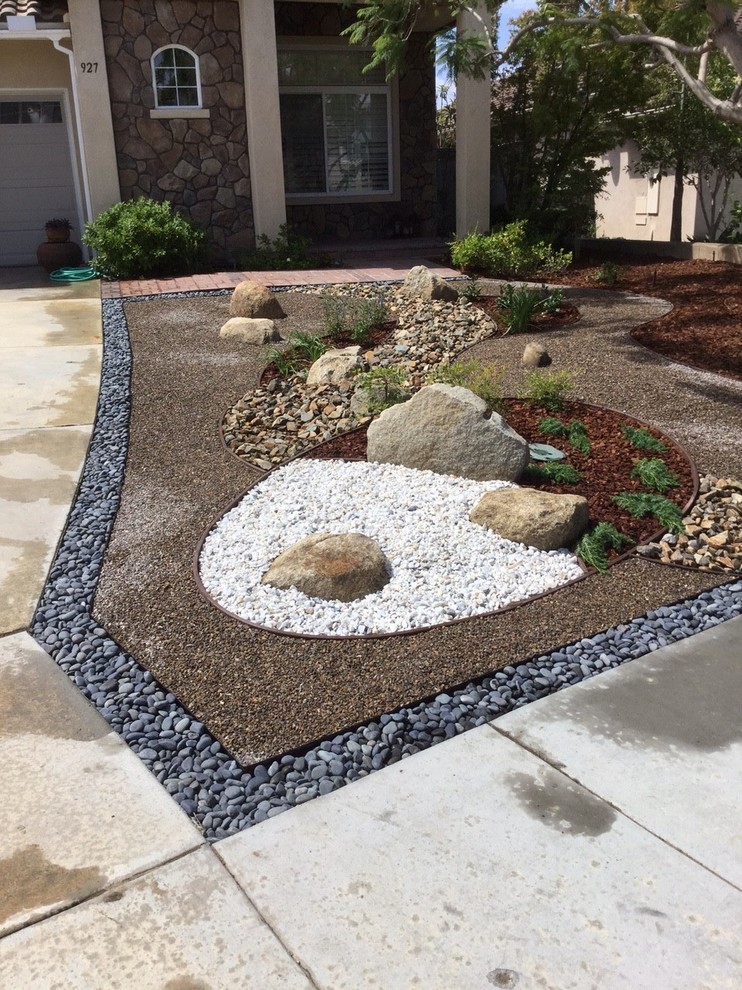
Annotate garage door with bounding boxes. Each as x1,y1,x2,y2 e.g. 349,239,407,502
0,97,80,266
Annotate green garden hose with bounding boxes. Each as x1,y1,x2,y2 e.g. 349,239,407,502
49,266,98,282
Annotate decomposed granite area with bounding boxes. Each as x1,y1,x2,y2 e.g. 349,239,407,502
89,289,734,763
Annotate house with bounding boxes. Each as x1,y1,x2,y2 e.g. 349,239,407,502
595,140,742,243
0,0,492,267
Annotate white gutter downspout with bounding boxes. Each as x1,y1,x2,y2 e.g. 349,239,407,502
52,34,94,224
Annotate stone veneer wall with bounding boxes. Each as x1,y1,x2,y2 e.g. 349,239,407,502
276,2,437,241
100,0,254,260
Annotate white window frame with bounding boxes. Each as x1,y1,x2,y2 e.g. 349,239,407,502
150,44,204,114
278,41,400,205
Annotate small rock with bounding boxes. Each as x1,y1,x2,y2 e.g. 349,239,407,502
220,317,280,344
521,342,551,368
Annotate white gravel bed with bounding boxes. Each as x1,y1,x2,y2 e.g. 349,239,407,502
199,460,584,636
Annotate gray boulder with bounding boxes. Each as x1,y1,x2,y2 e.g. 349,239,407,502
230,280,286,319
470,488,589,550
401,265,458,303
306,346,363,385
262,532,390,602
367,384,529,482
220,317,281,344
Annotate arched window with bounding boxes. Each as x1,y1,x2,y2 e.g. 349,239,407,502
152,46,201,109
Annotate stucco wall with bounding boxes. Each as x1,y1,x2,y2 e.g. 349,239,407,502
276,2,437,241
100,0,254,259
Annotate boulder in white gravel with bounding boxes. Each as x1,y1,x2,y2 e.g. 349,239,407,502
230,280,286,319
261,532,390,602
306,346,363,385
220,317,281,344
470,487,589,550
367,384,529,482
401,265,458,302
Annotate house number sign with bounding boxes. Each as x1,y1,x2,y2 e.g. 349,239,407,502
80,62,98,73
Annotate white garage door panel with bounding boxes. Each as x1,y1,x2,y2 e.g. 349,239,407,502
0,109,79,266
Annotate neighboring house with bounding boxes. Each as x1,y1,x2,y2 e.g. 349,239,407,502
0,0,492,267
595,141,742,242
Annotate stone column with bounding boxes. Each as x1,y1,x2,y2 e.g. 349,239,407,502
455,5,491,236
239,0,287,239
67,0,120,219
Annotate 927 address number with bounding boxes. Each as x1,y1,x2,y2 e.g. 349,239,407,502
81,62,98,73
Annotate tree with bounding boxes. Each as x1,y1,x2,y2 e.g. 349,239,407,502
345,2,742,125
488,6,648,240
631,57,742,239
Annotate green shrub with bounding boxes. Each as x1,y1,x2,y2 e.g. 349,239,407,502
266,331,327,380
350,295,389,344
449,220,572,279
322,293,388,345
83,197,207,279
576,522,631,573
621,425,668,454
523,462,582,485
521,369,576,412
612,492,685,535
427,359,505,411
539,416,568,437
354,366,408,414
240,223,314,270
631,458,679,493
539,287,564,315
498,283,543,333
589,262,619,286
458,276,482,302
567,420,591,455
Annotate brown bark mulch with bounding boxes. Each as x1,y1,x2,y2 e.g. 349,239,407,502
92,287,737,764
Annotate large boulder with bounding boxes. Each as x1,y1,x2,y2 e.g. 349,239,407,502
306,346,363,385
401,265,458,303
470,488,589,550
220,317,281,344
230,280,286,320
367,384,529,482
261,532,390,602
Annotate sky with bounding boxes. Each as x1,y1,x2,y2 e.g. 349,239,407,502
436,1,536,97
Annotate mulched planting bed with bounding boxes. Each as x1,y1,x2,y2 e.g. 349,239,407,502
472,296,580,333
305,399,694,561
547,256,742,381
89,288,735,762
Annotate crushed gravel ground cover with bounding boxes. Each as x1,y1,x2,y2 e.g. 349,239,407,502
90,285,737,762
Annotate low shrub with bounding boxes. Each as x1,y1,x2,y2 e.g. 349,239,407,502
449,220,572,279
427,359,505,411
523,462,582,485
612,492,685,535
539,416,568,437
266,330,327,380
322,293,388,346
458,276,482,302
576,522,631,573
621,425,667,454
354,366,408,414
567,420,591,455
631,458,679,493
521,369,576,412
589,262,619,287
84,197,207,279
240,223,314,270
498,284,543,333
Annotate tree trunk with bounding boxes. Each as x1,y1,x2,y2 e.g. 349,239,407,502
670,158,684,241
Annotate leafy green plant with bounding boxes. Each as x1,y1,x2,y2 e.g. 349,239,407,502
521,369,576,412
631,458,679,493
523,462,583,484
355,366,408,414
567,420,591,455
576,522,632,574
458,276,482,302
266,346,302,379
539,416,568,437
612,492,685,535
427,359,505,411
621,425,668,454
589,262,619,286
350,295,389,344
322,294,350,343
539,287,564,315
449,221,572,278
322,293,388,346
287,330,327,363
84,197,207,279
498,283,543,333
240,223,314,270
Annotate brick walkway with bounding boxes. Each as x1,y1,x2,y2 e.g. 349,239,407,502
99,255,460,299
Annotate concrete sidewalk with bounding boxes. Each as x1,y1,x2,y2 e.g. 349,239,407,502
0,268,740,989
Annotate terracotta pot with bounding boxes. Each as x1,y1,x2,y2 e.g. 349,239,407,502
45,226,71,243
36,240,83,273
